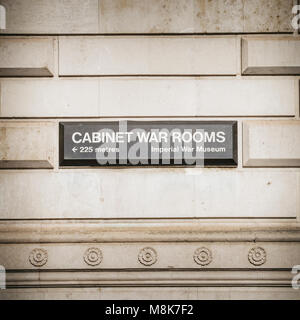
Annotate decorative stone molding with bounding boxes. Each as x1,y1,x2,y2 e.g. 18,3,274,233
138,247,157,266
248,247,267,266
1,222,300,243
83,248,103,266
193,247,213,266
29,248,48,267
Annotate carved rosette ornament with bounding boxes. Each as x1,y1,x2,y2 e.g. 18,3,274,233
193,247,212,266
29,248,48,267
248,247,266,266
83,247,103,266
138,247,157,266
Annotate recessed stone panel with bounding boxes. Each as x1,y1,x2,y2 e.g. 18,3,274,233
0,121,56,168
0,37,54,77
243,121,300,167
242,37,300,75
59,36,238,76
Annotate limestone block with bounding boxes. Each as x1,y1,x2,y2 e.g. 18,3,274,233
243,121,300,167
99,78,296,117
99,0,294,33
99,0,244,33
0,170,298,219
0,121,55,168
0,79,99,117
242,37,300,75
58,36,238,76
243,0,294,33
0,78,296,117
0,0,98,34
0,0,294,34
0,37,54,77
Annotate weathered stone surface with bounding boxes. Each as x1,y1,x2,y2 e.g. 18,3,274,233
243,121,300,167
242,37,300,75
0,121,55,168
0,0,294,34
0,80,99,117
0,37,54,77
0,170,298,219
0,0,98,34
58,36,238,76
243,0,294,33
99,0,244,33
99,0,294,33
0,79,295,117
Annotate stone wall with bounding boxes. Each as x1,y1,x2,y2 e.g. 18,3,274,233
0,0,300,300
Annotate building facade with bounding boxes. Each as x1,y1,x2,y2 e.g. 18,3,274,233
0,0,300,299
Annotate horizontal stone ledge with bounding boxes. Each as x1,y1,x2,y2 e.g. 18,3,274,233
1,287,298,300
0,37,55,77
242,37,300,75
0,222,300,243
0,78,296,117
0,242,299,270
243,121,300,167
58,36,238,76
0,170,299,219
0,121,56,169
5,270,294,288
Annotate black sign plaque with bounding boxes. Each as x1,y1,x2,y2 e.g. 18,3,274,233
59,121,237,167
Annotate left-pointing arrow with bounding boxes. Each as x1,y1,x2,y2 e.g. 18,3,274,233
72,147,78,152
